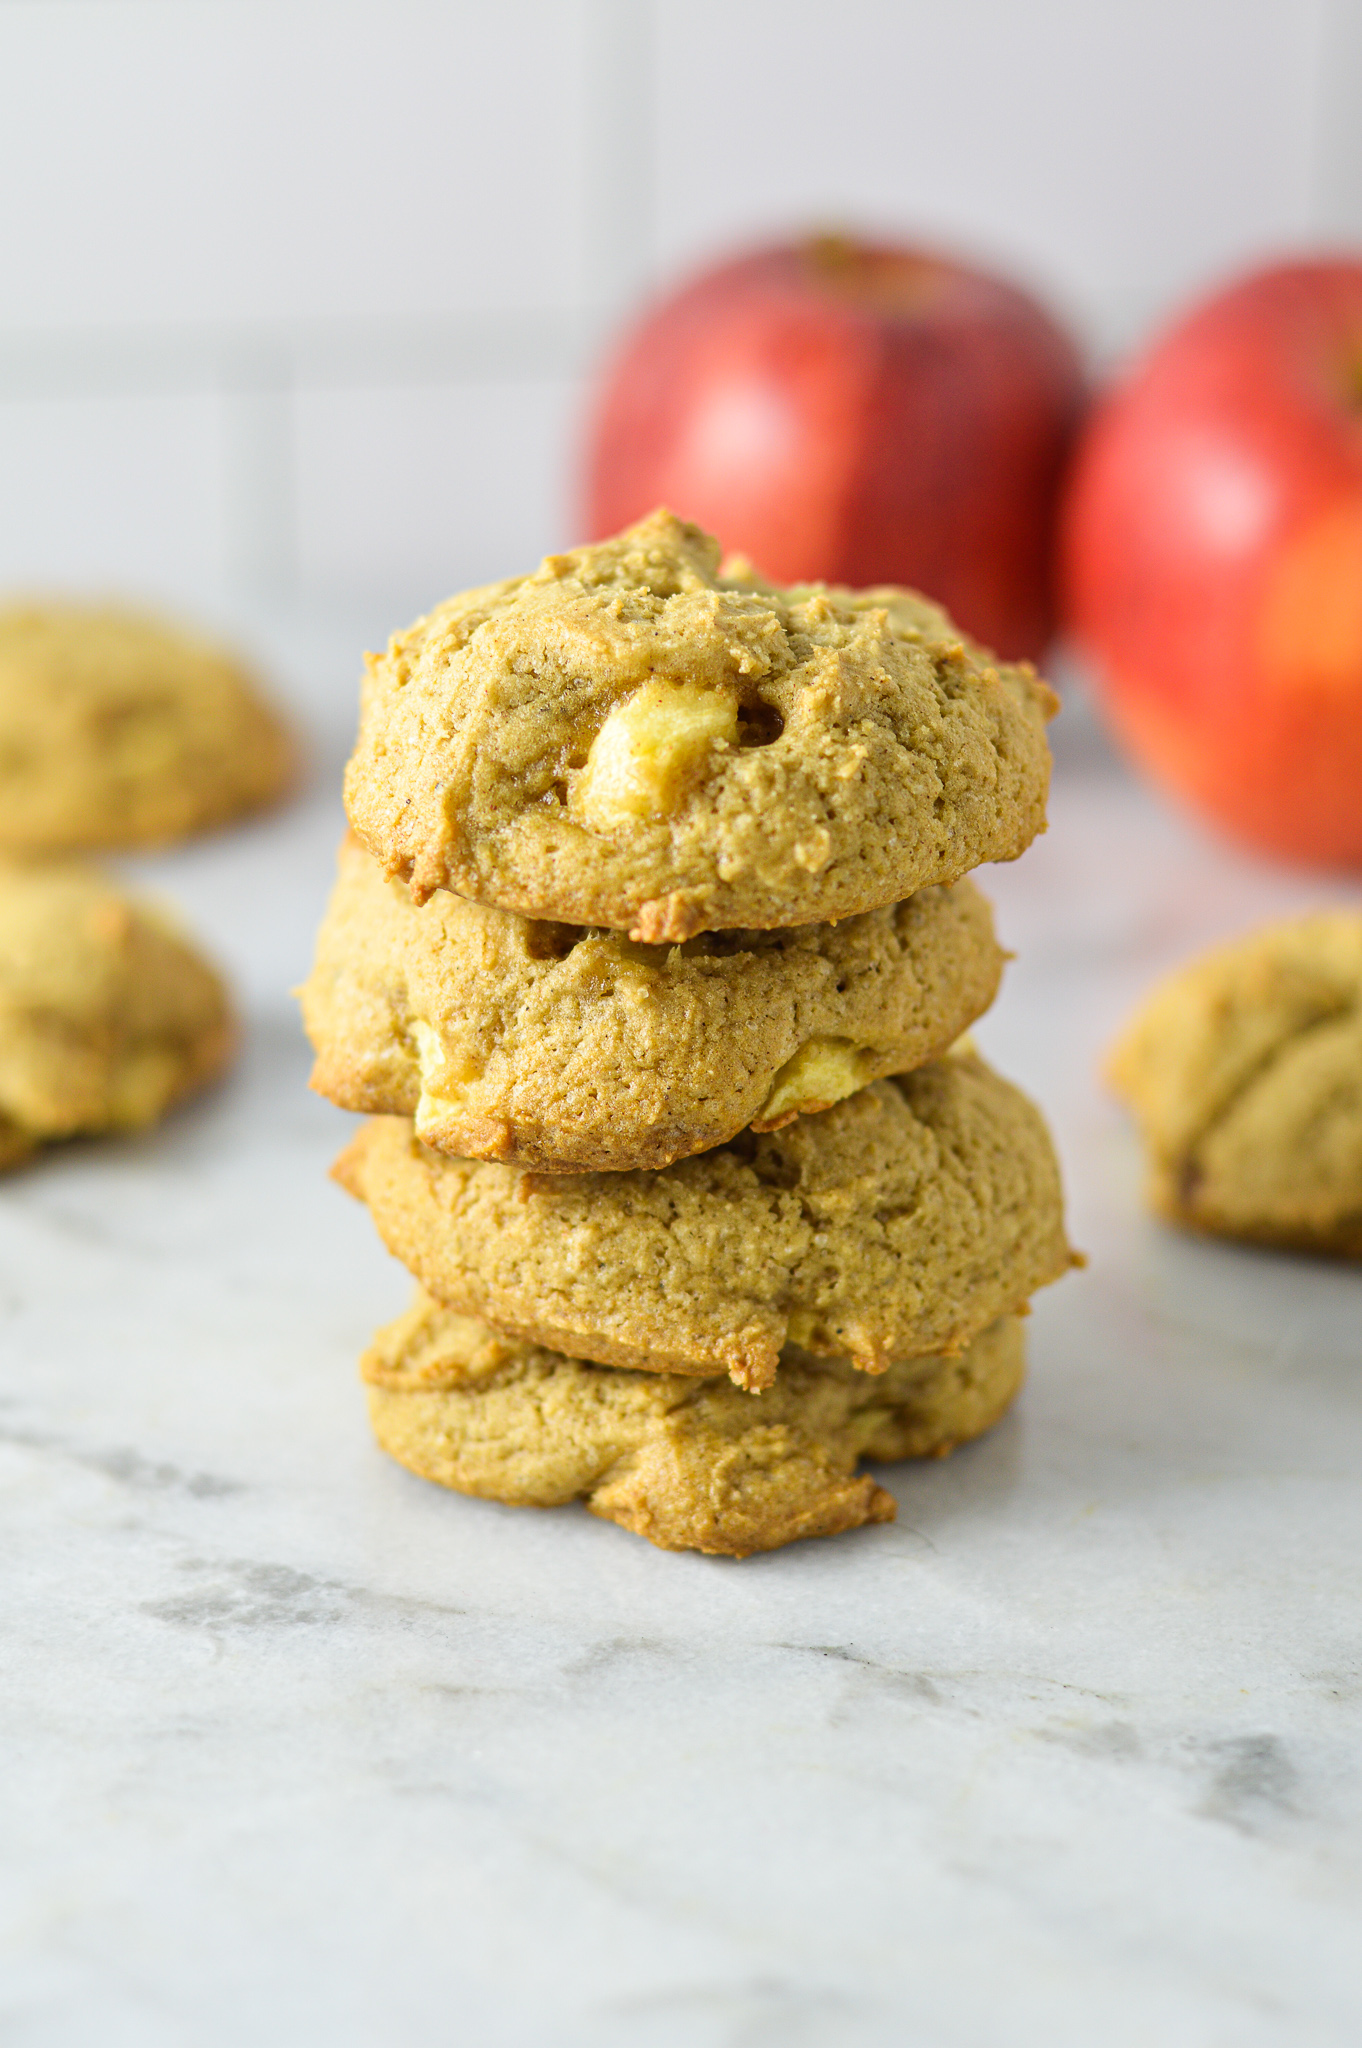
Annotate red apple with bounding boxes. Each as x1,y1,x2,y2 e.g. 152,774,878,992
582,234,1084,662
1063,257,1362,869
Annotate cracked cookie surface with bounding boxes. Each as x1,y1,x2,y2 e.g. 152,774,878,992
1108,910,1362,1254
334,1050,1074,1390
364,1291,1026,1556
0,603,295,852
302,833,1005,1172
0,859,235,1165
342,509,1056,937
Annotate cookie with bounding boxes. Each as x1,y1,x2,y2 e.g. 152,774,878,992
0,603,295,852
333,1050,1074,1390
1108,910,1362,1255
0,859,235,1163
363,1291,1027,1556
343,509,1056,938
0,1116,35,1172
302,834,1005,1172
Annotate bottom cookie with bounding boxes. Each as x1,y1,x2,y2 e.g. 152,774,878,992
362,1292,1026,1556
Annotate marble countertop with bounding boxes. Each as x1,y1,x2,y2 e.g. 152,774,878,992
4,623,1360,2048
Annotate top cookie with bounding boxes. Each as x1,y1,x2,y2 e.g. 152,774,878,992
0,603,296,853
1108,910,1362,1256
343,510,1057,938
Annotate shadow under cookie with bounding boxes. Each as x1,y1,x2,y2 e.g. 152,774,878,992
364,1291,1028,1556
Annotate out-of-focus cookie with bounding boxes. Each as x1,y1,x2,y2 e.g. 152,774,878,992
301,834,1005,1172
343,509,1056,938
0,603,295,852
363,1291,1027,1556
1108,910,1362,1255
333,1051,1074,1391
0,860,235,1164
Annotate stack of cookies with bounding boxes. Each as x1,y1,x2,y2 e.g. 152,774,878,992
302,511,1076,1556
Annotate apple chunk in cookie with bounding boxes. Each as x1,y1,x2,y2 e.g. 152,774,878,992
300,834,1006,1172
576,679,739,829
752,1036,881,1131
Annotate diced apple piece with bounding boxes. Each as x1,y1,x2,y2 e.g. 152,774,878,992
577,680,736,829
752,1036,873,1129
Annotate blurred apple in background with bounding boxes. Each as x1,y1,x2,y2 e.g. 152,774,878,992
1064,257,1362,869
583,235,1084,662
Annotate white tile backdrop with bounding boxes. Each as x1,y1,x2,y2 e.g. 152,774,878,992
0,0,1358,632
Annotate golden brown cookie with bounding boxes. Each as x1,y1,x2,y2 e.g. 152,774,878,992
364,1291,1027,1556
343,510,1056,937
1108,910,1362,1255
0,603,295,852
301,834,1006,1172
0,859,235,1163
334,1051,1074,1391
